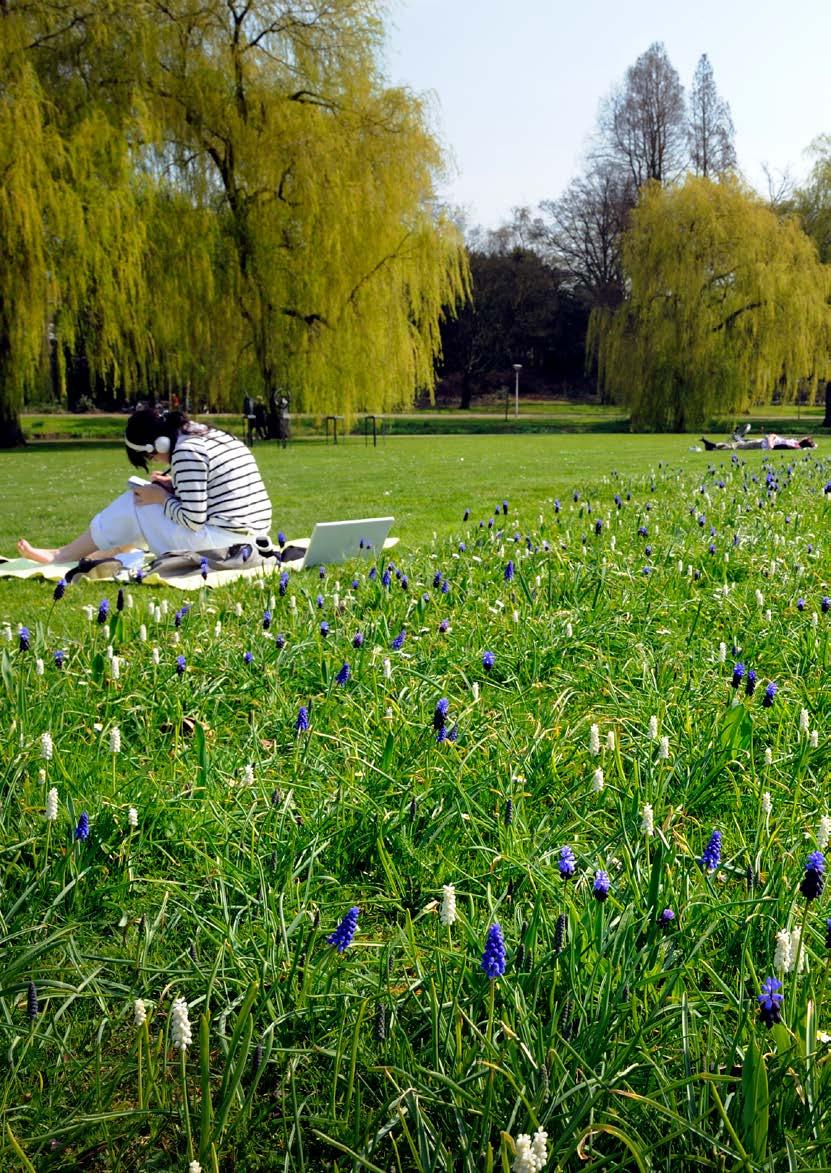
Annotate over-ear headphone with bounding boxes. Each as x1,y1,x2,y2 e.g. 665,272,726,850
125,434,171,455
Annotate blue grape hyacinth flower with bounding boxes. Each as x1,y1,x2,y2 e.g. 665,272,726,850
699,829,722,872
757,976,783,1027
762,682,777,708
593,871,611,902
800,851,825,901
74,811,90,841
295,706,309,734
482,650,495,671
352,631,364,648
275,633,286,649
54,649,65,669
391,630,405,650
731,663,745,689
433,698,449,730
335,662,351,686
745,668,757,697
558,846,576,879
504,560,514,582
53,578,67,601
176,655,186,676
481,922,506,979
279,571,289,596
18,626,30,652
97,599,109,624
328,906,359,952
244,651,253,665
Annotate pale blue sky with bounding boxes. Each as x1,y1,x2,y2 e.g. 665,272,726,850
383,0,831,228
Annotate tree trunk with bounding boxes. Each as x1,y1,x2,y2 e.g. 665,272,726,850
824,381,831,428
459,372,473,410
0,404,26,448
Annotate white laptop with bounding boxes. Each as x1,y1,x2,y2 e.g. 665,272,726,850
290,516,394,568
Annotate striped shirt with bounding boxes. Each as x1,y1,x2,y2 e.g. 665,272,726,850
163,426,272,536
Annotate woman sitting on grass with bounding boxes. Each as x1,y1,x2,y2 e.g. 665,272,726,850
18,407,273,565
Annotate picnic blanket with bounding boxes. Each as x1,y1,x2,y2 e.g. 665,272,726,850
0,537,398,591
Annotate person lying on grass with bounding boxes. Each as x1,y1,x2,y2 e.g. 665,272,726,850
18,407,273,565
701,427,816,451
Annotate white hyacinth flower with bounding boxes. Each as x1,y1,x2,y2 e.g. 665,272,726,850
109,726,121,755
171,996,192,1050
472,681,480,702
128,806,138,828
35,657,44,676
289,596,297,611
817,815,831,851
755,589,765,608
41,731,53,760
83,604,95,622
440,884,457,926
106,644,114,659
800,709,810,735
648,715,659,740
813,612,819,628
606,730,615,751
677,560,684,575
382,658,391,679
138,624,147,641
154,605,163,623
718,642,726,664
512,1135,536,1173
761,791,772,817
592,767,605,793
171,630,180,645
333,592,340,609
214,621,222,638
134,998,147,1027
111,656,121,680
45,787,59,821
38,767,46,784
152,647,160,665
641,803,655,837
2,622,12,640
125,592,133,609
565,621,573,638
513,609,520,623
658,735,669,761
160,600,169,617
242,764,255,785
234,602,243,617
189,1163,202,1173
589,723,600,755
810,730,819,748
531,1129,548,1168
790,927,805,973
764,747,773,766
769,559,777,576
774,929,792,973
764,609,771,623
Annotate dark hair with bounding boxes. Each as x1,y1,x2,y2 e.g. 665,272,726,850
124,408,192,469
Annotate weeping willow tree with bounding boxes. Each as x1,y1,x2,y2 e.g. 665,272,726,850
0,1,467,442
0,3,153,444
589,175,831,431
141,0,468,414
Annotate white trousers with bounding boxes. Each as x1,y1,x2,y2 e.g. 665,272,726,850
90,492,244,555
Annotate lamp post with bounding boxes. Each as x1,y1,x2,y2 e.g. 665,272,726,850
512,364,523,418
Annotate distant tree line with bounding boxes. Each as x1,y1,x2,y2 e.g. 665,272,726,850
0,1,468,446
439,45,831,431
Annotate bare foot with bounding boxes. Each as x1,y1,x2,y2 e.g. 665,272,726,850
17,539,59,564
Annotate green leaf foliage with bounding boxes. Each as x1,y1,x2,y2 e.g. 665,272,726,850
589,176,831,431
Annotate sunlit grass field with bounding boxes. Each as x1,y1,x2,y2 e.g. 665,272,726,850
3,434,831,1170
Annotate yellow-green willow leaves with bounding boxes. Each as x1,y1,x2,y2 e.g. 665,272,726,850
0,1,467,443
590,176,831,431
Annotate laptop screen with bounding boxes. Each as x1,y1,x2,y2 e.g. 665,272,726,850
302,517,394,567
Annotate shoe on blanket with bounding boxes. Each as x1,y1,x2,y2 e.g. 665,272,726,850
66,556,126,583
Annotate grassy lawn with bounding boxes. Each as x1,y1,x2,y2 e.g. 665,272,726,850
3,433,831,1169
